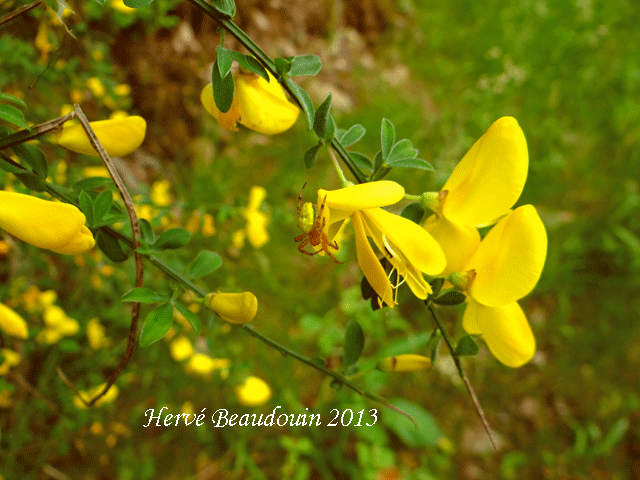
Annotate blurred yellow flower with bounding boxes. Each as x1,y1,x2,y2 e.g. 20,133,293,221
150,180,173,207
71,89,84,104
378,354,431,372
0,348,21,375
201,213,216,236
111,0,136,13
35,22,52,59
0,191,95,255
235,376,271,406
38,305,80,344
73,383,119,408
170,336,194,361
87,77,106,97
56,115,146,157
205,292,258,325
0,302,28,339
82,166,110,178
201,70,299,134
185,354,230,378
87,318,111,349
114,84,132,96
242,186,269,248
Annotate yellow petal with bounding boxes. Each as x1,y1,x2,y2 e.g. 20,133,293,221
0,348,22,375
466,205,547,307
442,117,528,226
56,116,146,157
205,291,258,324
424,214,480,276
246,186,267,211
244,211,269,248
463,299,535,367
319,181,405,214
0,191,95,255
235,376,272,407
234,71,299,134
352,212,395,307
0,303,28,339
200,83,242,131
378,354,431,372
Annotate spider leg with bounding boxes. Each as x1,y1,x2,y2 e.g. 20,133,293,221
298,237,322,256
322,236,344,264
297,182,307,229
294,231,308,242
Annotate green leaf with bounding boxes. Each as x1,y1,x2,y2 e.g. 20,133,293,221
386,156,433,170
216,46,233,78
93,190,113,223
431,290,467,305
454,334,480,356
428,278,445,298
228,52,268,81
338,124,366,147
123,0,154,7
381,399,443,447
15,172,45,191
96,231,129,262
174,302,202,333
73,177,112,191
0,92,27,108
286,79,314,129
274,57,293,77
209,0,236,18
400,202,425,224
373,150,384,172
304,143,322,168
139,303,174,347
428,329,442,364
12,143,48,178
211,59,235,113
349,152,372,173
186,250,223,279
0,156,25,174
122,287,171,303
0,104,28,129
343,320,365,367
387,138,418,161
138,218,155,244
153,228,191,250
289,55,322,77
313,93,334,141
79,190,94,226
380,118,395,161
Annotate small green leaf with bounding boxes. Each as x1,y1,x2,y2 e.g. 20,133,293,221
93,190,113,223
138,218,155,244
431,290,467,305
381,399,443,447
0,155,24,174
73,177,112,190
210,0,236,18
289,54,322,77
349,152,372,173
373,150,384,172
186,250,223,279
174,302,202,333
343,320,365,367
338,124,366,147
211,59,235,113
12,143,47,178
387,138,418,162
286,79,314,129
96,231,129,262
122,287,171,303
16,172,46,191
454,334,480,356
0,92,27,108
274,57,292,77
123,0,154,7
380,118,395,161
153,228,191,250
428,329,442,364
313,93,334,141
228,51,268,81
386,156,433,170
304,143,322,168
139,303,174,347
78,191,94,225
216,46,233,78
0,104,29,129
428,278,445,298
400,202,425,224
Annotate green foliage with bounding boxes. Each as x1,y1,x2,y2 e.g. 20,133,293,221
211,59,235,113
139,303,174,347
343,319,365,367
186,250,222,279
313,93,335,141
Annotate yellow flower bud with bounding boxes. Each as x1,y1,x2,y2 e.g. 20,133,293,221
0,303,28,339
205,292,258,324
378,354,431,372
0,191,95,255
56,116,146,157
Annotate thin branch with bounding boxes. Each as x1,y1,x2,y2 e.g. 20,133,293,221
0,0,41,28
427,303,498,450
0,111,75,151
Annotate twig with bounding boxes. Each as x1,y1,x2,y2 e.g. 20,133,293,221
0,111,75,151
427,303,498,450
0,0,41,28
8,371,59,413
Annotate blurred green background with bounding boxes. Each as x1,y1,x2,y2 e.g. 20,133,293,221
1,0,640,478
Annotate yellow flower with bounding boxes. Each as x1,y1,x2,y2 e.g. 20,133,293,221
87,318,111,349
111,0,136,13
455,205,547,367
242,186,269,248
424,117,528,274
86,77,106,98
378,354,431,372
201,70,299,134
73,383,119,408
185,354,230,377
0,302,28,339
201,213,216,236
235,376,271,406
56,115,146,157
170,336,194,361
150,180,172,207
204,291,258,324
0,191,95,255
318,181,446,306
0,348,22,375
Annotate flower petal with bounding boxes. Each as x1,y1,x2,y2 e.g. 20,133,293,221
0,303,29,339
200,83,241,131
466,205,547,307
463,299,535,367
319,181,405,214
352,212,395,307
424,214,480,276
442,117,528,226
56,116,146,157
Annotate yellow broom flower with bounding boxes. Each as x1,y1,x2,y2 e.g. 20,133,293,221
204,292,258,324
0,303,28,339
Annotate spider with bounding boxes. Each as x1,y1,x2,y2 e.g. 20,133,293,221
294,182,343,263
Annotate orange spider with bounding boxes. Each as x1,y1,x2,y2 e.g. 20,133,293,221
294,183,343,263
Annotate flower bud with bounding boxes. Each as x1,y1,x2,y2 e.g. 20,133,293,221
378,354,431,372
0,303,28,339
204,292,258,325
